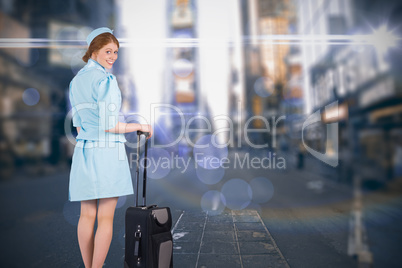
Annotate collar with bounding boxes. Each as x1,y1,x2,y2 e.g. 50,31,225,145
87,58,106,72
83,58,115,80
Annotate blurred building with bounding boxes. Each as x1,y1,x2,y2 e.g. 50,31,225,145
169,0,199,154
0,0,116,178
292,0,354,179
196,0,244,149
124,0,244,151
0,10,53,178
240,0,295,148
307,0,402,183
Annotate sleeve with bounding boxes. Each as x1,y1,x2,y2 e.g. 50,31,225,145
69,84,82,127
96,75,121,131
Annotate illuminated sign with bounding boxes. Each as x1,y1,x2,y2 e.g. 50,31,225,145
322,103,348,123
259,17,289,84
172,0,193,28
313,41,393,109
359,76,395,108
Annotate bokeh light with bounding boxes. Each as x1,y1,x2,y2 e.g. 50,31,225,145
140,148,171,179
116,195,127,209
62,201,80,226
55,26,81,58
246,202,262,213
117,227,126,247
254,76,274,98
78,26,93,45
172,58,193,77
196,165,225,185
221,178,252,210
22,88,40,106
200,190,226,215
16,48,39,67
70,51,86,75
249,177,274,204
193,134,229,170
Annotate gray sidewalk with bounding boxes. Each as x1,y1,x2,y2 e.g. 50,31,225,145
172,209,290,268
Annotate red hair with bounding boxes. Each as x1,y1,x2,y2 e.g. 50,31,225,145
82,33,119,62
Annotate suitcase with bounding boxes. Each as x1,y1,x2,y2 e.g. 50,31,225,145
124,131,173,268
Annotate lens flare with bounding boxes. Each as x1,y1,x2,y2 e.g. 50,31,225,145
368,24,399,55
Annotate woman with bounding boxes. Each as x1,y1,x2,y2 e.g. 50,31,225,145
69,27,152,268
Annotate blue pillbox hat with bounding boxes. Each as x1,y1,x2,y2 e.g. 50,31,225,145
86,27,114,46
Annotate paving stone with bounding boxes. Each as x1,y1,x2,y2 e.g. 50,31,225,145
235,222,266,231
173,241,201,254
182,212,207,222
200,241,239,255
202,230,236,242
237,230,270,242
233,215,260,223
173,253,198,267
205,221,235,232
232,210,259,216
173,230,203,242
174,221,205,232
172,210,289,268
239,241,277,255
197,254,242,268
208,214,233,223
242,255,289,268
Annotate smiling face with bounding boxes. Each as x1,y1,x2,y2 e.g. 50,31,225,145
91,42,118,69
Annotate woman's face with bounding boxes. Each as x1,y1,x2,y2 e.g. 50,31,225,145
92,42,118,69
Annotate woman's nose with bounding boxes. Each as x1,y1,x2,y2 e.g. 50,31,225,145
111,53,117,60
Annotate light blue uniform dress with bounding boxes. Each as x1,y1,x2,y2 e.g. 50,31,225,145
69,59,133,201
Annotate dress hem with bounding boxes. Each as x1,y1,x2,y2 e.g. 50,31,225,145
69,191,134,202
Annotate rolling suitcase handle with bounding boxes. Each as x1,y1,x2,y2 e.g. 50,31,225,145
135,131,150,207
126,131,172,268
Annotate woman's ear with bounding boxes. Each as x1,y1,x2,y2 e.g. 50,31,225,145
91,51,98,60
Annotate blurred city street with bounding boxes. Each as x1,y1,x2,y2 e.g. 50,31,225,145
1,152,402,267
1,0,402,267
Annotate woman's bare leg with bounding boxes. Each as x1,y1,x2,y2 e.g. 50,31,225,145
91,197,118,268
77,199,97,268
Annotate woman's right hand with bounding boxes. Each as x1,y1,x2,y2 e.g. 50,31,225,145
106,122,153,136
141,124,153,138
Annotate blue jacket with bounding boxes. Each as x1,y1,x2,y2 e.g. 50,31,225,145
69,59,126,142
